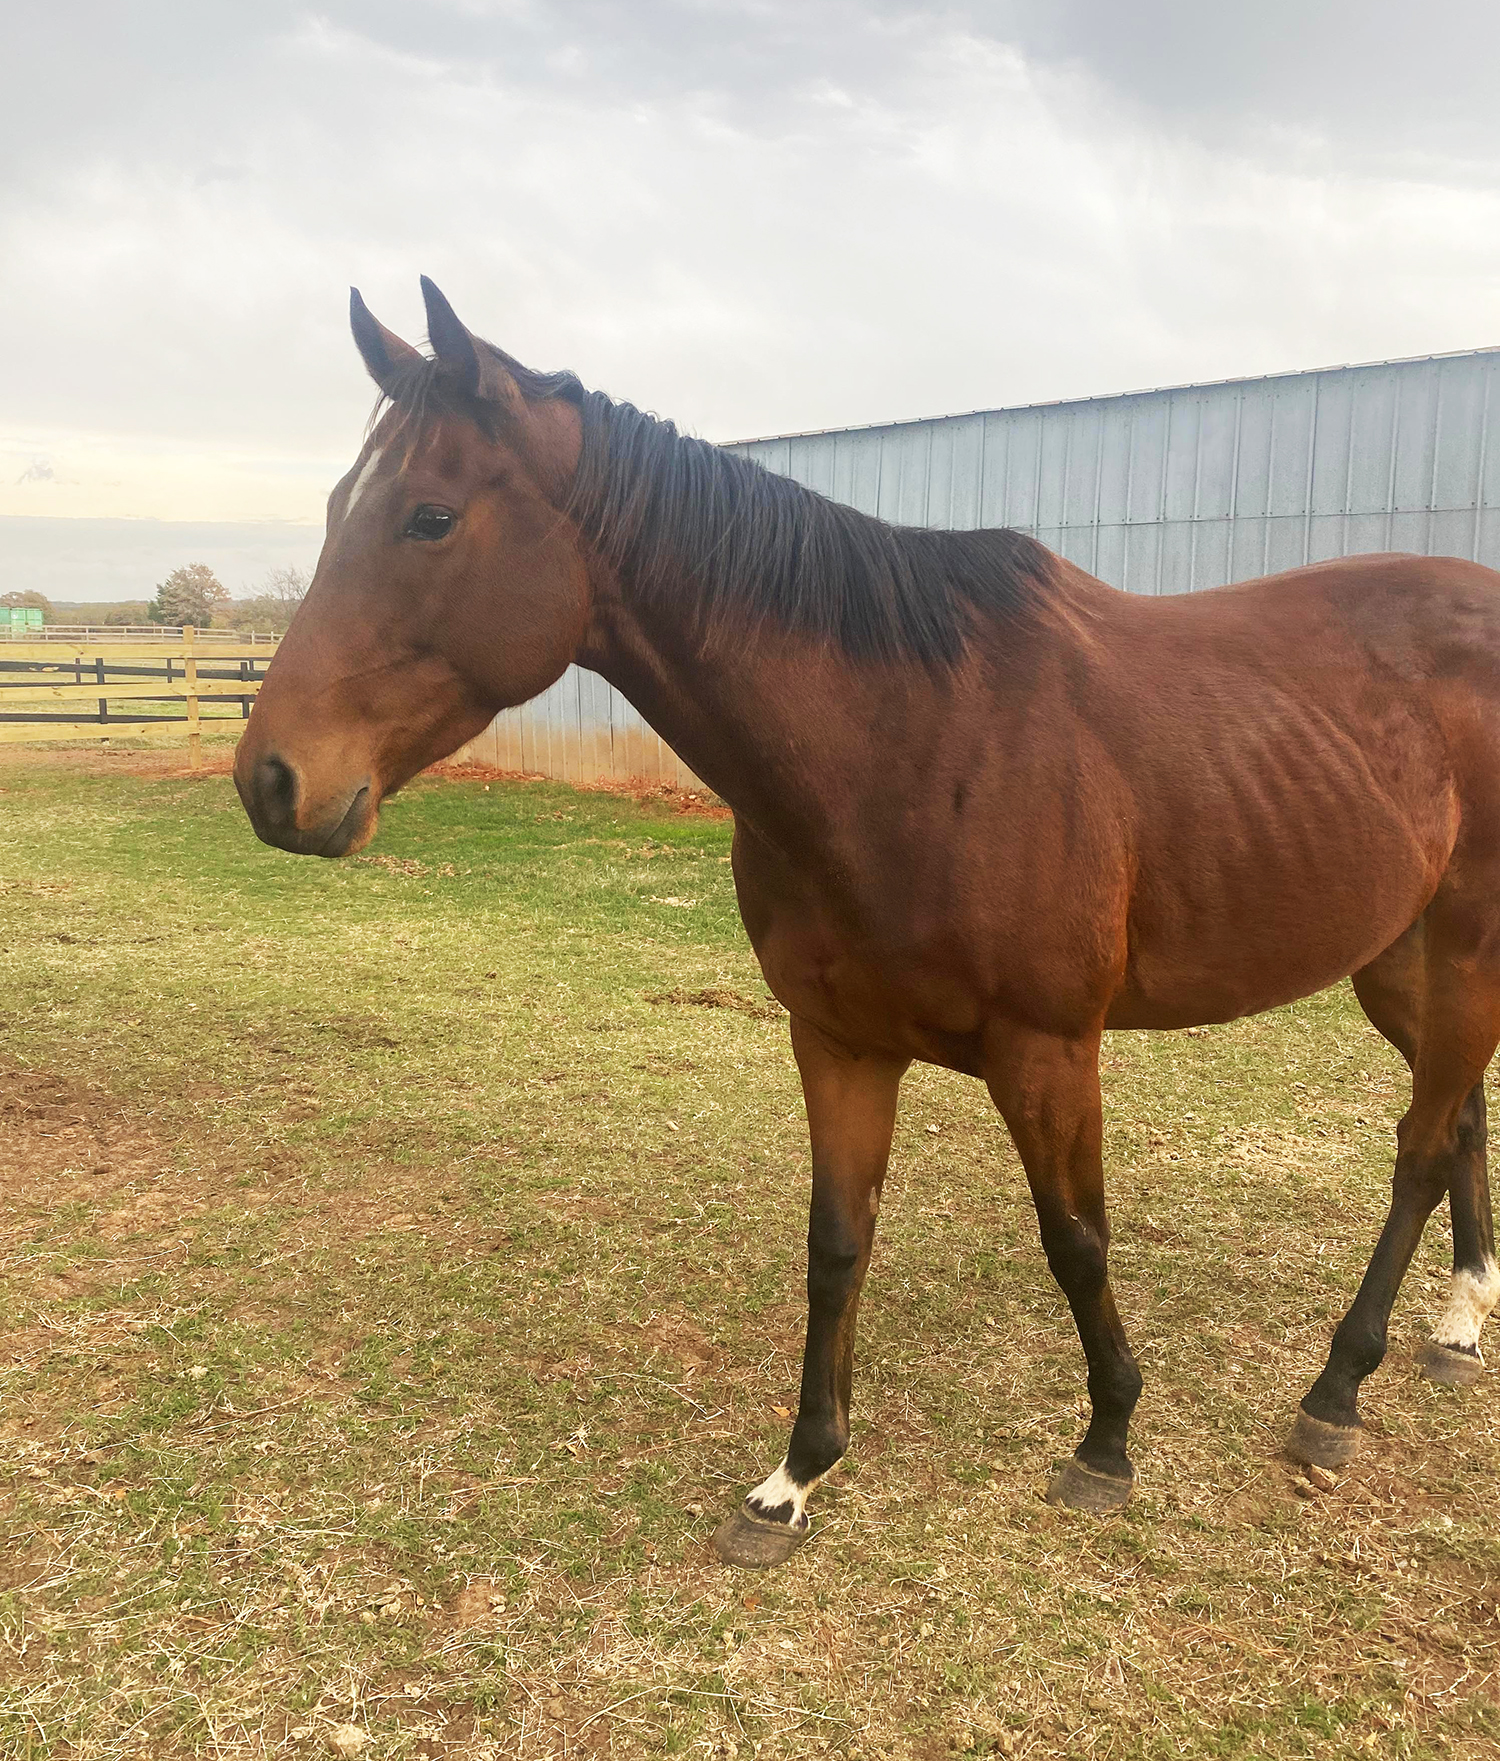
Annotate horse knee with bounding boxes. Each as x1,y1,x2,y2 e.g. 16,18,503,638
806,1205,868,1309
1396,1164,1448,1219
1041,1217,1108,1302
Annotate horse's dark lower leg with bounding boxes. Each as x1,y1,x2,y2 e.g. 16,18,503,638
1295,1135,1450,1454
712,1019,907,1568
1295,942,1500,1464
988,1027,1142,1511
1033,1202,1142,1505
1352,931,1500,1387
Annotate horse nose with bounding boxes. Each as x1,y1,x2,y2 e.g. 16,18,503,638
250,753,301,832
237,748,376,856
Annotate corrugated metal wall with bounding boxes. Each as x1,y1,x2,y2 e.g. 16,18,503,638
456,346,1500,783
736,346,1500,591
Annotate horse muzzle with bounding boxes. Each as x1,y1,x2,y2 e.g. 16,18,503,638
235,751,378,858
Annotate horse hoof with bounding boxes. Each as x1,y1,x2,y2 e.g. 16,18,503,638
1045,1458,1133,1513
1418,1339,1485,1387
711,1504,811,1569
1287,1408,1360,1469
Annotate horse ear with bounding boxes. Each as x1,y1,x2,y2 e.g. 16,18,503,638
350,289,422,396
420,275,521,410
420,276,480,395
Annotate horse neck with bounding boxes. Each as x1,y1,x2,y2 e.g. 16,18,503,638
563,416,1088,856
577,566,923,856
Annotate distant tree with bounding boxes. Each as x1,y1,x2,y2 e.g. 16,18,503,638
228,564,310,635
95,602,151,626
261,564,310,610
230,595,292,634
149,564,231,629
1,590,53,616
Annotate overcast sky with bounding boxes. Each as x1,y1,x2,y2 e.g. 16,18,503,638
5,0,1500,600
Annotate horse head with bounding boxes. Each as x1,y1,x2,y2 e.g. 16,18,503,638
235,279,588,855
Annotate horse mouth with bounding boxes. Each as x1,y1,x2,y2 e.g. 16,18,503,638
318,785,375,858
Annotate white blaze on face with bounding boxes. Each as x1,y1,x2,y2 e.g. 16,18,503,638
745,1459,816,1529
1432,1257,1500,1355
343,446,383,519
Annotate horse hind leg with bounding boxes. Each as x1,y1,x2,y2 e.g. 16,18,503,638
1350,917,1500,1386
1290,914,1500,1467
1420,1081,1500,1385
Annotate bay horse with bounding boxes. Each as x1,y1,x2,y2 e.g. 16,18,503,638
236,279,1500,1568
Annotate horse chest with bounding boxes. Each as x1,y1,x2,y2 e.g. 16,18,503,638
736,873,1098,1069
750,921,980,1066
729,806,1119,1060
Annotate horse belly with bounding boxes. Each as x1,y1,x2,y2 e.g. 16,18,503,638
1109,772,1452,1030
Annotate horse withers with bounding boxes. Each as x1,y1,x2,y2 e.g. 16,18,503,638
237,279,1500,1566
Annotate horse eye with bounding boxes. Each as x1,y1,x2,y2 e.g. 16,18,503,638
403,504,456,541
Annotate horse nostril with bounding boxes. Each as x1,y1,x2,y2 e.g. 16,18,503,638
256,754,300,826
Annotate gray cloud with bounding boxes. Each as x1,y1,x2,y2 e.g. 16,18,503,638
997,1,1500,167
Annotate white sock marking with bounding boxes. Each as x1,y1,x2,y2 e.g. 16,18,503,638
1432,1257,1500,1355
344,446,383,516
746,1459,815,1529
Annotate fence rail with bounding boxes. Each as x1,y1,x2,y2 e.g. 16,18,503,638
1,624,281,645
0,628,278,765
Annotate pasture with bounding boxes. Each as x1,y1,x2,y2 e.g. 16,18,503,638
1,746,1497,1760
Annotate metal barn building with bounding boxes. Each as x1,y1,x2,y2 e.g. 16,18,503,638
456,344,1500,784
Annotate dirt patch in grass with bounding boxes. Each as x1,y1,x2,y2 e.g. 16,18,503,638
428,759,732,817
347,855,458,881
648,985,785,1021
0,741,243,780
0,1067,175,1228
0,740,729,817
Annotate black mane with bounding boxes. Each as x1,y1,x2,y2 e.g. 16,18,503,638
380,345,1053,668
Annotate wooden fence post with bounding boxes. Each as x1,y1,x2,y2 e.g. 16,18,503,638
184,625,201,770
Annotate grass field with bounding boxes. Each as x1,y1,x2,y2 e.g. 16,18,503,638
1,743,1498,1761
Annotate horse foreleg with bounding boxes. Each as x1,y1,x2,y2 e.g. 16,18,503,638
987,1025,1143,1512
711,1018,907,1568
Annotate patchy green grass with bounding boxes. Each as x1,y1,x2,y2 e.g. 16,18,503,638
0,743,1497,1761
